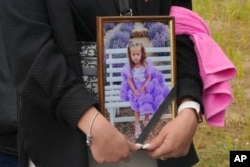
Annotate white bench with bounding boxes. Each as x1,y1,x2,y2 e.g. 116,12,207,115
105,47,173,125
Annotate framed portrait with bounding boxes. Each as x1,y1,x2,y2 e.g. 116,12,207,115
95,16,176,144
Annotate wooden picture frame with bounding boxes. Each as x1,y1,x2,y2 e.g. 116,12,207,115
96,16,176,143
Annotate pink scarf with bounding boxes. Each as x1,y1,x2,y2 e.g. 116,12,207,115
170,6,237,127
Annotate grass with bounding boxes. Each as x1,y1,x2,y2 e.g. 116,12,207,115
192,0,250,166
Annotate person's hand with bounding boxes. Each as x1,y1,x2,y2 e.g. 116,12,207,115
144,108,198,160
89,114,141,163
78,107,141,164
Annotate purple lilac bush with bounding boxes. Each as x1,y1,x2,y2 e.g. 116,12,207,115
108,31,130,50
106,23,134,79
144,22,170,56
147,22,170,47
119,22,134,35
107,22,134,49
104,23,116,33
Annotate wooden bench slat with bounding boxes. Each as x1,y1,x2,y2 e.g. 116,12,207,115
105,74,171,82
106,56,170,63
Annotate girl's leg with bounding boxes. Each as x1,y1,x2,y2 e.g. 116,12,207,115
134,111,141,138
143,113,150,127
134,111,140,125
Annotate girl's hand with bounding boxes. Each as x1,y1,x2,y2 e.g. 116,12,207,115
140,86,146,94
78,107,141,164
133,89,139,96
144,108,198,159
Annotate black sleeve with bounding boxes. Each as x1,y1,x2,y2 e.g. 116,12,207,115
172,0,192,10
176,35,204,113
134,0,192,16
1,0,97,128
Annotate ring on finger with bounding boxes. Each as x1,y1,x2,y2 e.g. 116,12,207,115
160,141,168,160
160,156,167,160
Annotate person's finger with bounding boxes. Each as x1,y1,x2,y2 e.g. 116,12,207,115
121,152,131,162
148,140,173,159
144,133,165,151
128,141,142,151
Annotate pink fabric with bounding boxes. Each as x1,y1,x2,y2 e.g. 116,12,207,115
170,6,237,127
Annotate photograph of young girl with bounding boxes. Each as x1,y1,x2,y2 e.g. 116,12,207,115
102,20,175,143
120,41,170,139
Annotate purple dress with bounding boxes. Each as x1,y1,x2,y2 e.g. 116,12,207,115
120,60,170,115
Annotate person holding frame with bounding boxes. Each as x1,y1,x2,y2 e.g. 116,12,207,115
2,0,229,167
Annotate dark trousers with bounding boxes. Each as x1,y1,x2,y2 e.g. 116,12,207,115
0,152,18,167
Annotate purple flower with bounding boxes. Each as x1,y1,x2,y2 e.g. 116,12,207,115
104,23,116,32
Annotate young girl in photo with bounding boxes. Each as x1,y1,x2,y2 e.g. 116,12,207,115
120,42,170,138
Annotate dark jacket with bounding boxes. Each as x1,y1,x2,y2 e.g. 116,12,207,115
2,0,202,166
0,0,18,155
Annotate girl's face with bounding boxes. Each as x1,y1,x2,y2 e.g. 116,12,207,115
130,46,142,65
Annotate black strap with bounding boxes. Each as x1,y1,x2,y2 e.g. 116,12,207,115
136,85,177,144
119,0,132,16
70,1,95,41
